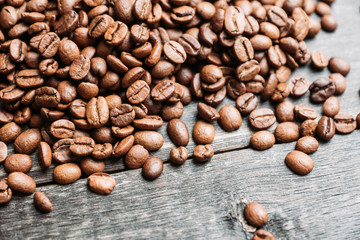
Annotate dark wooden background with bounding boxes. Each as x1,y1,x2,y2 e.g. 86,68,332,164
1,1,360,239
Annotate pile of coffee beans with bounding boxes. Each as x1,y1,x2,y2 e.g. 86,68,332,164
0,0,354,237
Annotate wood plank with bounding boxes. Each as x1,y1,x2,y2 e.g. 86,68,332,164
1,129,360,239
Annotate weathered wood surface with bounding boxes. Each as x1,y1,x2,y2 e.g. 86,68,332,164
1,0,360,239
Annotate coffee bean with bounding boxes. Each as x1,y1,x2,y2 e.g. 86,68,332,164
285,150,314,175
88,173,116,195
292,7,310,41
0,178,12,204
130,24,150,44
92,143,112,160
9,39,26,63
35,86,61,108
4,154,32,174
249,108,276,130
178,34,200,56
271,82,290,102
167,119,189,147
260,22,280,40
69,55,91,81
171,6,195,24
267,6,288,27
218,105,242,132
53,163,81,185
200,65,223,84
126,80,150,105
316,116,335,141
112,135,134,157
69,137,95,156
250,131,275,150
142,157,163,180
14,107,31,125
7,172,35,196
329,73,346,95
104,21,128,46
244,202,268,227
0,122,22,143
132,115,163,130
333,114,356,134
50,119,75,139
288,76,310,97
38,32,60,58
260,74,278,100
275,122,300,143
170,146,188,165
53,138,79,163
294,105,317,120
86,97,109,128
197,103,220,122
321,14,337,32
134,131,164,151
0,109,14,124
125,144,149,169
54,10,79,36
151,80,175,101
275,101,294,122
193,144,214,162
279,37,299,54
236,60,260,82
294,41,311,65
323,96,340,117
226,78,246,100
193,120,215,144
300,119,317,137
38,141,52,169
250,35,272,51
236,93,258,115
164,41,187,64
0,85,25,103
89,14,114,38
252,229,275,240
0,141,7,163
328,57,350,76
34,191,53,213
309,77,335,102
296,136,319,154
14,128,41,154
79,157,105,176
311,50,328,69
114,0,135,24
111,125,134,138
233,37,254,62
268,45,286,68
224,6,245,36
110,104,135,127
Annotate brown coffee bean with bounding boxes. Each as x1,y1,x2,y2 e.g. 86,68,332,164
197,103,220,122
171,6,195,24
92,143,112,160
296,136,319,154
288,76,310,97
0,122,22,143
300,119,317,137
236,60,260,82
110,104,135,127
79,157,105,176
328,57,350,76
244,202,268,227
218,105,242,132
88,173,116,195
275,122,299,143
14,107,31,125
271,82,290,102
35,86,61,108
261,74,278,101
329,73,346,95
53,163,81,184
125,144,149,169
294,105,317,120
0,85,25,103
249,108,276,130
4,154,32,174
130,24,150,44
224,6,245,36
53,138,80,163
323,96,340,117
193,120,215,144
163,41,187,64
34,191,53,213
233,37,254,62
14,128,41,154
86,97,109,128
54,10,79,36
167,119,189,147
0,178,12,204
268,6,288,27
50,119,75,139
321,14,337,32
250,35,272,51
132,115,163,130
312,50,328,69
193,144,214,162
38,32,60,58
0,141,7,163
89,14,114,38
316,116,335,141
170,146,188,165
69,55,91,81
142,157,163,180
200,65,223,84
161,101,184,121
9,39,26,63
104,21,128,46
252,229,275,240
250,131,275,150
285,150,314,175
111,125,134,138
275,101,294,122
8,172,36,195
126,80,150,105
268,45,286,68
0,109,14,125
151,80,175,101
69,137,95,156
236,93,258,115
112,135,135,158
333,114,356,134
38,141,52,169
292,7,310,41
134,131,164,151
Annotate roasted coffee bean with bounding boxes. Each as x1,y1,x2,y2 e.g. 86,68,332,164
14,107,31,125
112,135,134,157
163,41,187,64
161,102,184,121
236,93,258,115
34,191,53,213
0,178,12,204
333,114,356,134
86,97,109,128
89,14,114,38
8,172,36,195
308,18,321,38
250,131,275,150
38,141,52,169
38,32,60,58
35,86,61,108
77,82,99,100
233,37,254,62
285,150,314,175
0,85,25,103
110,104,135,127
130,24,150,44
0,122,22,143
4,154,32,173
328,57,350,76
178,34,200,56
92,143,112,160
167,119,189,147
142,157,163,180
288,76,310,97
171,6,195,24
261,74,278,100
250,35,272,51
292,7,310,41
279,37,299,54
54,10,79,36
268,45,286,68
111,125,134,138
260,22,280,40
91,127,115,143
329,73,346,95
193,120,215,144
69,137,95,156
275,122,299,143
268,6,288,27
126,80,150,105
151,80,175,101
197,103,220,122
218,105,242,132
69,55,91,81
271,82,290,102
53,138,79,163
236,60,260,82
311,50,328,69
309,77,335,102
9,39,26,63
0,142,8,163
200,65,223,84
296,136,319,154
125,144,149,169
104,21,128,46
323,96,340,117
294,41,311,65
193,144,214,162
252,229,275,240
50,119,75,139
224,6,245,36
300,119,317,137
53,163,81,184
0,109,14,125
170,146,188,165
0,53,16,74
88,173,116,195
321,14,337,32
134,131,164,151
276,101,295,122
14,128,41,154
316,116,335,141
244,202,268,227
294,105,317,120
249,108,276,130
79,157,105,176
132,115,163,130
227,79,246,100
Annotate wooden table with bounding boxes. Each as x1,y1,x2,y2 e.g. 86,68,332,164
1,1,360,239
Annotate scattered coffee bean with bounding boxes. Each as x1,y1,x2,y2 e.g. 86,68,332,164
14,128,41,154
250,131,275,150
333,114,356,134
275,122,300,143
167,119,189,147
142,157,164,180
276,101,295,122
197,103,220,122
4,154,32,173
170,146,188,165
294,105,317,120
34,191,53,213
124,145,149,169
53,163,81,185
218,105,242,132
8,172,36,195
0,141,8,163
316,116,335,141
329,73,346,95
311,50,328,69
285,150,314,175
88,173,116,195
309,77,335,102
244,202,268,227
300,120,317,137
249,108,276,130
192,120,215,144
328,57,351,76
70,137,95,156
296,136,319,154
79,157,105,176
236,93,258,115
134,131,164,151
323,96,340,117
0,178,12,204
252,229,275,240
193,144,214,162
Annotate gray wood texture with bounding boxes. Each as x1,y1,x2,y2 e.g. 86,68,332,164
1,0,360,239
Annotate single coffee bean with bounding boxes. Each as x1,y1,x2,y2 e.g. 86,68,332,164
333,114,356,134
126,80,150,105
14,128,41,154
236,93,258,115
197,103,220,122
0,85,25,103
88,173,116,195
163,41,187,64
167,119,189,147
38,32,60,58
0,109,14,124
200,65,223,84
292,7,310,41
134,131,164,151
35,86,61,108
50,119,75,139
316,116,335,141
193,120,215,144
86,97,109,128
218,105,242,132
276,101,294,122
250,131,275,150
300,119,317,137
92,143,112,160
285,150,314,175
53,138,80,163
171,6,195,24
125,144,149,169
89,14,114,38
53,163,81,184
252,229,275,240
151,80,175,101
170,146,188,165
38,141,52,169
4,154,32,173
275,122,300,143
268,45,286,68
323,96,340,117
268,6,288,27
311,50,328,69
69,55,91,81
79,157,105,176
110,104,135,127
193,144,214,162
227,78,246,100
178,34,200,56
329,73,346,95
142,157,163,180
309,77,335,102
249,108,276,130
287,76,310,97
236,60,260,82
271,82,290,102
296,136,319,154
9,39,26,63
279,37,299,54
69,137,95,156
0,141,8,163
0,122,22,143
260,74,278,101
111,125,134,138
8,172,36,194
233,37,254,62
112,135,134,157
33,191,53,213
104,21,128,46
224,6,245,36
250,35,272,51
321,14,337,32
132,115,163,130
244,202,268,227
0,178,12,204
54,10,79,36
328,57,350,76
294,105,317,120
